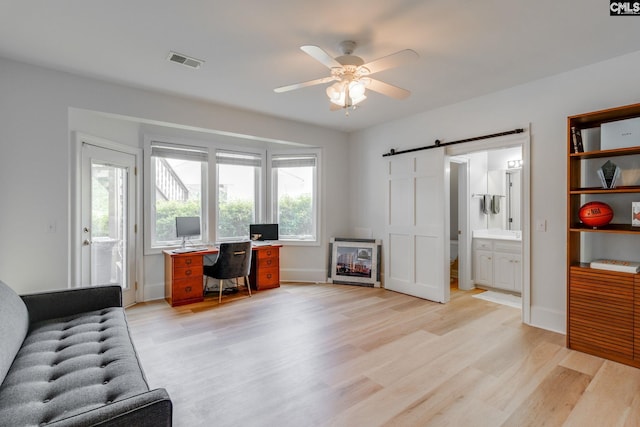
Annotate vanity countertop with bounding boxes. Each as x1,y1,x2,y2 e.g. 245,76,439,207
473,229,522,241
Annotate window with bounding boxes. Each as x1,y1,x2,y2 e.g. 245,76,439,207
271,152,319,242
216,150,262,241
149,142,207,248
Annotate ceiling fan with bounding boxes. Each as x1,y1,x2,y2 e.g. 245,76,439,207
274,41,418,113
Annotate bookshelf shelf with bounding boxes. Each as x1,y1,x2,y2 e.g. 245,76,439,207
569,185,640,194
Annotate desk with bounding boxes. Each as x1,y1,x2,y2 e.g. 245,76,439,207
163,245,280,307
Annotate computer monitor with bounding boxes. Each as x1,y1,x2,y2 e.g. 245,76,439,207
249,223,279,241
175,216,201,248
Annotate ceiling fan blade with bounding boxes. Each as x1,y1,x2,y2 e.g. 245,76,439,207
366,78,411,99
301,45,343,69
361,49,418,75
274,76,335,93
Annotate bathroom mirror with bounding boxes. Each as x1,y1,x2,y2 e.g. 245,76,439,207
483,146,522,231
487,168,521,230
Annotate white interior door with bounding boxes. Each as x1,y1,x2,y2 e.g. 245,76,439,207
385,148,449,303
81,143,137,306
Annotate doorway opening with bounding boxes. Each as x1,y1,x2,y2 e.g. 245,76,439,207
73,133,141,307
446,131,530,322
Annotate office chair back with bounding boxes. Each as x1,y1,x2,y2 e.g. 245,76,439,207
206,241,252,279
203,241,253,303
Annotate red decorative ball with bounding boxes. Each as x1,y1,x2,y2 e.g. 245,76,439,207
579,201,613,227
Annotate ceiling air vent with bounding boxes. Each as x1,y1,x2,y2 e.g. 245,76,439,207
167,51,204,69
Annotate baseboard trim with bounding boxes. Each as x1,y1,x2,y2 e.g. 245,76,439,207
530,305,566,335
143,282,165,302
280,268,326,284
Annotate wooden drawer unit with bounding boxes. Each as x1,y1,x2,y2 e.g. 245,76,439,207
250,246,280,290
164,252,204,306
568,266,634,362
634,275,640,361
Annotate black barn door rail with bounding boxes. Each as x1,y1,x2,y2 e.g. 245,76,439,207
382,128,524,157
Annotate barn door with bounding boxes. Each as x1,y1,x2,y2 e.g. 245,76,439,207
385,148,449,303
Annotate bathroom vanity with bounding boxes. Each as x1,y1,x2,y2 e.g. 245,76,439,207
473,230,522,293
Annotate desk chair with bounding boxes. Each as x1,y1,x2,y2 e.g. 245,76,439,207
203,241,252,303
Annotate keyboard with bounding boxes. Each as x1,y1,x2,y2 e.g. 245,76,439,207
173,246,209,254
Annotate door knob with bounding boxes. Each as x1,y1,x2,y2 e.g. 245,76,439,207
83,239,91,246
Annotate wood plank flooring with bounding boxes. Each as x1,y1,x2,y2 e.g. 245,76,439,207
125,284,640,427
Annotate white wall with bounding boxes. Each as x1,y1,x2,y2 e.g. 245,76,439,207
348,50,640,334
0,56,349,296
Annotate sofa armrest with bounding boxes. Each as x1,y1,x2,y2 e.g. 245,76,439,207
47,388,172,427
21,285,122,325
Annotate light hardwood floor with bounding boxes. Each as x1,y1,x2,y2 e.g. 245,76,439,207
126,284,640,427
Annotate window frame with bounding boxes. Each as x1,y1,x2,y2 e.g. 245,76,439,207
144,137,209,254
268,148,321,246
214,148,264,243
144,136,321,253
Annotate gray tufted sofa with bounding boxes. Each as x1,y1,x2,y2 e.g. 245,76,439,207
0,280,172,426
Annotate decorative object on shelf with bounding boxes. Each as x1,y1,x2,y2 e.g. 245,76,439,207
590,259,640,273
571,127,584,153
601,116,640,150
578,201,614,228
328,238,381,287
597,160,621,189
633,202,640,227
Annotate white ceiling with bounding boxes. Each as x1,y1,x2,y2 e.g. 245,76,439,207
2,1,639,132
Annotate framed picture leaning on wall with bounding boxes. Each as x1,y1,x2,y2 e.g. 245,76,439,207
328,238,381,287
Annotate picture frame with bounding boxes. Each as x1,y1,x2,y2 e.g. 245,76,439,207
328,237,381,287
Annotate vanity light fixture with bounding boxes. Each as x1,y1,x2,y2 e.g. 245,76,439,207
507,159,523,169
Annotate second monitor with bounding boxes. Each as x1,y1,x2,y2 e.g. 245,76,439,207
249,223,279,241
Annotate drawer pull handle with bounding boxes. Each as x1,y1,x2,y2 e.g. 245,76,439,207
267,260,272,265
267,274,272,279
186,270,192,276
266,251,271,256
186,259,192,265
185,286,192,293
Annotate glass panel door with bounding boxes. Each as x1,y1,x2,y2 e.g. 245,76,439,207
81,143,136,306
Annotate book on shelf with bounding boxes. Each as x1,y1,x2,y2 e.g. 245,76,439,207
570,127,584,153
590,259,640,273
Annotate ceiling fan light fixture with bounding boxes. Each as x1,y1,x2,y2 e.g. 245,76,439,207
278,41,418,113
326,79,367,107
349,80,366,99
326,82,345,104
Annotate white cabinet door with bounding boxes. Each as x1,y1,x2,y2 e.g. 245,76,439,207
493,252,515,290
493,252,522,291
512,254,522,292
474,250,493,286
